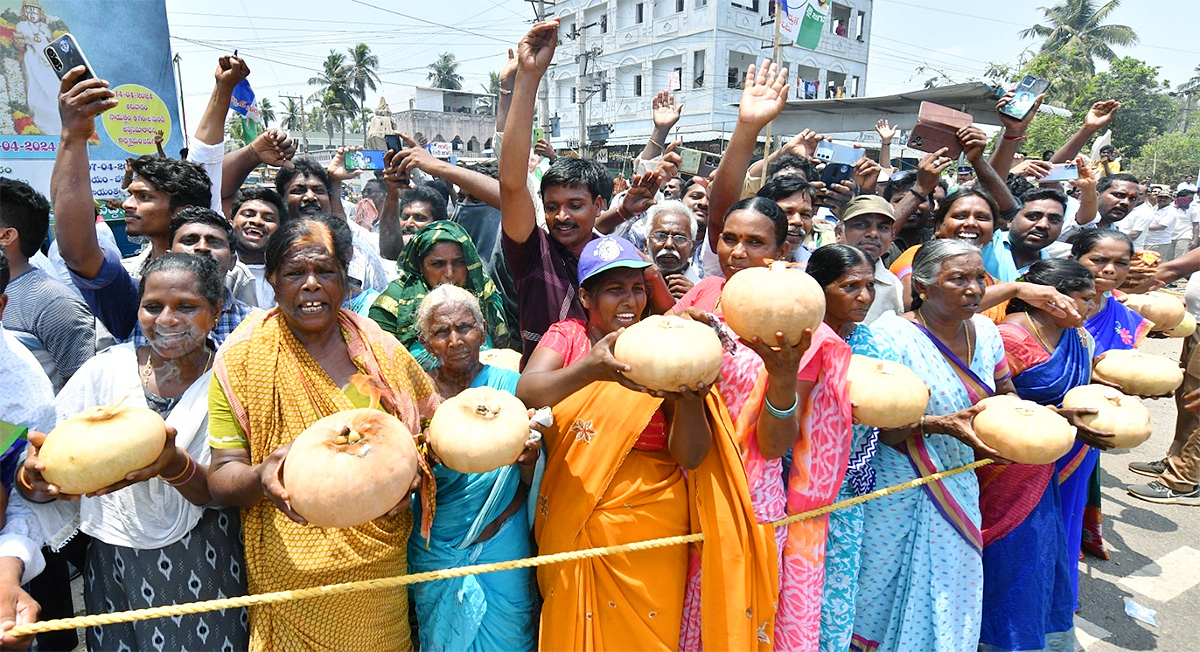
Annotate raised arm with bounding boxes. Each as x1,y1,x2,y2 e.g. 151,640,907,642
500,20,559,244
325,146,363,220
958,125,1015,214
221,129,296,215
378,145,415,260
494,48,517,136
707,60,790,251
891,148,952,232
989,90,1042,178
154,129,166,158
1050,100,1120,164
397,141,500,208
50,66,117,279
1070,156,1097,225
636,90,683,161
875,120,896,171
194,55,247,147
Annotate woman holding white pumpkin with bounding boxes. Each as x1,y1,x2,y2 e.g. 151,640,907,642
407,283,540,652
18,253,249,651
673,196,853,651
982,258,1114,651
517,235,777,652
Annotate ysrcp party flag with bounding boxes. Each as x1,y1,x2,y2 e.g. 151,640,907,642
230,74,262,141
779,1,802,43
794,0,828,50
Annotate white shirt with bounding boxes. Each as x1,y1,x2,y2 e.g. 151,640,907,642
1121,203,1155,248
245,263,275,307
1056,195,1096,243
1144,205,1178,246
865,259,904,325
1170,206,1194,241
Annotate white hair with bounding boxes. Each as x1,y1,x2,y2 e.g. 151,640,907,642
416,284,485,342
644,200,699,241
910,239,981,309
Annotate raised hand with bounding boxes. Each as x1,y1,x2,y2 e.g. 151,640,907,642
1084,100,1121,132
852,156,882,194
996,89,1043,134
875,119,897,143
57,66,116,141
654,141,683,179
534,138,557,161
652,90,683,130
737,59,790,128
783,129,824,159
250,128,297,169
214,54,250,90
916,147,953,194
621,172,662,216
499,48,518,90
1010,158,1052,179
327,146,363,184
956,125,988,164
1069,155,1096,194
516,20,559,75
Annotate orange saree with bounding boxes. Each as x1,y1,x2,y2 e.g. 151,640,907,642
533,380,777,651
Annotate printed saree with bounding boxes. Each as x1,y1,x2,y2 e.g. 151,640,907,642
213,308,439,651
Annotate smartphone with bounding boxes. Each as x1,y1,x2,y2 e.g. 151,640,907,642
345,150,387,171
43,33,95,81
821,162,855,187
385,134,403,153
678,147,721,177
814,141,861,165
532,126,545,145
1041,162,1079,182
999,75,1051,121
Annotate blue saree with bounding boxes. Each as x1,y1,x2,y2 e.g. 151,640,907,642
408,365,539,651
1085,292,1150,357
980,325,1091,650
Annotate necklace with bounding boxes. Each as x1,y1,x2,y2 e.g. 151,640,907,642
1027,315,1055,352
916,307,972,363
141,348,213,388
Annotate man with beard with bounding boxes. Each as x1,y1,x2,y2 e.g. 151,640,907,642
398,185,447,248
229,187,287,306
984,188,1067,282
835,195,903,324
1095,172,1140,229
757,175,820,265
644,201,700,299
273,155,389,293
661,176,683,200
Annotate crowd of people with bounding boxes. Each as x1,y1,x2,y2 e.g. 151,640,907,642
1,16,1199,652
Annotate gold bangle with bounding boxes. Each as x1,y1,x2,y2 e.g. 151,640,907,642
161,453,192,484
919,415,926,437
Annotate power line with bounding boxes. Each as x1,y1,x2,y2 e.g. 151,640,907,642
347,0,515,44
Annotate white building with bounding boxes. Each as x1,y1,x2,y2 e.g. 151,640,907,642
547,0,873,151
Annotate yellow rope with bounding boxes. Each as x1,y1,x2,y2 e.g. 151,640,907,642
6,458,994,637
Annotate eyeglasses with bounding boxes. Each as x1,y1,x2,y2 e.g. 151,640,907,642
649,231,691,246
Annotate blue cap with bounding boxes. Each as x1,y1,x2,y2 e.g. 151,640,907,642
577,236,651,285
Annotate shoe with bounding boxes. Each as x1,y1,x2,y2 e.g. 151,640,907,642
1129,459,1168,478
1127,481,1200,505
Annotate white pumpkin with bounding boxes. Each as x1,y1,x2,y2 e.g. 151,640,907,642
1164,312,1197,338
720,261,825,347
846,355,930,428
1061,384,1152,450
428,387,530,474
479,348,522,372
1122,292,1186,331
614,315,723,392
1093,349,1184,397
40,402,167,495
972,395,1076,464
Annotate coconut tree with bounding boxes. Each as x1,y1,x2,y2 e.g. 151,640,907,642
1020,0,1138,77
280,97,303,132
347,44,381,145
258,97,276,128
309,50,359,120
427,52,463,90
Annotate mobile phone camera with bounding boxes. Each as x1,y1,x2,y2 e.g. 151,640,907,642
44,46,63,71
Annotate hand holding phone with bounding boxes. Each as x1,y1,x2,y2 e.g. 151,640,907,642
345,150,387,171
43,33,95,81
998,75,1050,122
1041,162,1079,182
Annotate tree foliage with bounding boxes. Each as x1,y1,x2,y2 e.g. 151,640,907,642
1020,0,1137,77
427,53,463,90
1074,57,1175,159
1127,125,1200,186
347,44,381,145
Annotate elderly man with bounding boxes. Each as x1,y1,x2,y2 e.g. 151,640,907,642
835,195,903,324
644,201,700,299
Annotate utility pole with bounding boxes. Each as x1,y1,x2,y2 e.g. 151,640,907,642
761,1,784,159
577,24,588,157
172,53,189,148
282,94,309,153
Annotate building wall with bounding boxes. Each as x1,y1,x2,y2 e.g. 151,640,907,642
393,109,495,154
548,0,872,147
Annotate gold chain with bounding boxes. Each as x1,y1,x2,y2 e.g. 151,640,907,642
916,308,972,362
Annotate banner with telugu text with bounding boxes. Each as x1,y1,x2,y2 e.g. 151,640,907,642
0,0,180,200
795,0,828,51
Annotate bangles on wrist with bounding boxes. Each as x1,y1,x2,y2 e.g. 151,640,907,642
765,393,799,419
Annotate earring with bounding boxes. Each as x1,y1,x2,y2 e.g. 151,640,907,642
919,293,926,300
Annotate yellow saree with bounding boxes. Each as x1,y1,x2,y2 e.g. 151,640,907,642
213,308,439,651
534,380,777,652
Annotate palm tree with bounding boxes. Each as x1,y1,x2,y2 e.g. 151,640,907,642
1179,65,1200,95
225,113,247,145
427,53,463,90
347,44,381,145
280,97,303,132
258,98,276,128
1020,0,1138,77
309,50,359,123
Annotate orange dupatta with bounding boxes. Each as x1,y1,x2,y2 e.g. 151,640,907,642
534,380,777,651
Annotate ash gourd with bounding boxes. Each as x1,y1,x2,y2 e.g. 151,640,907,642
614,315,723,392
39,400,167,495
846,355,930,428
1093,349,1184,397
972,395,1075,465
720,261,826,346
428,388,531,474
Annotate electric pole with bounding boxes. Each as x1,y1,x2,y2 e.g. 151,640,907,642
172,53,188,148
281,94,309,153
577,24,588,157
761,1,784,158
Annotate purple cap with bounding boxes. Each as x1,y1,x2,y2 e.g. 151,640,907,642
577,235,651,285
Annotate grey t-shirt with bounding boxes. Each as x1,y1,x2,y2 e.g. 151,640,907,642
4,267,98,388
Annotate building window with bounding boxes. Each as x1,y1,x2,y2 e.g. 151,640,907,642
599,72,608,102
695,0,707,6
693,50,705,88
634,74,643,96
636,2,644,23
676,0,684,11
670,66,683,91
727,66,739,88
601,14,608,32
731,0,759,11
570,87,577,104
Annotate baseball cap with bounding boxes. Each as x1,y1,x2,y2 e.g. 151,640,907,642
838,194,896,224
577,235,651,285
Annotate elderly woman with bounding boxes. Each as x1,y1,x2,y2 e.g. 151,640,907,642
370,220,512,369
20,254,248,651
852,239,1016,652
674,197,852,651
517,235,775,651
207,214,438,651
805,244,905,652
407,283,540,652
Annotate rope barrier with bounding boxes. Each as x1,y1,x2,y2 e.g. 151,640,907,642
5,457,994,637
